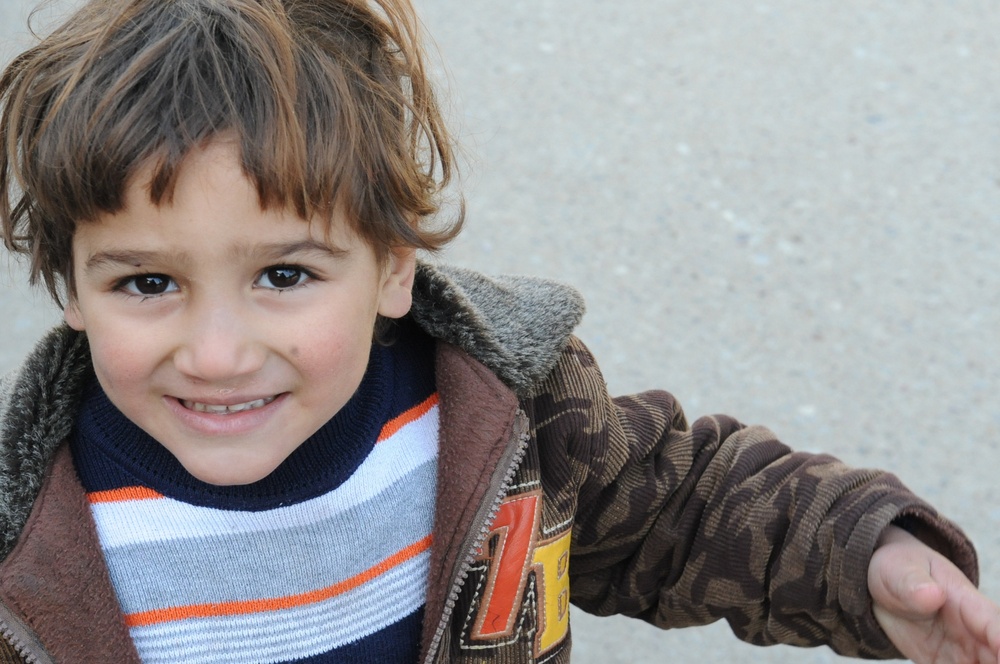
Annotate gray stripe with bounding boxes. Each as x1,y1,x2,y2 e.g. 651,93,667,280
131,554,428,664
103,459,436,613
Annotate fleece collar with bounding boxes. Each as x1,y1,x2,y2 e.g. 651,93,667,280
409,262,585,396
0,261,584,558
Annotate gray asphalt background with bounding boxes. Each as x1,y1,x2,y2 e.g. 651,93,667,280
2,1,999,662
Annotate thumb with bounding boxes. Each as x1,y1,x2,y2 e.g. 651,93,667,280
871,548,947,619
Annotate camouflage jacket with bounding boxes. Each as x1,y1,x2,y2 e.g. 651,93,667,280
0,262,978,663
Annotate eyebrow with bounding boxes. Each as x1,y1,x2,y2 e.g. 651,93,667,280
238,239,349,263
84,250,165,273
84,239,348,274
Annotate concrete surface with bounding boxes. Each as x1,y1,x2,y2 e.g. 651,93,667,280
2,1,1000,662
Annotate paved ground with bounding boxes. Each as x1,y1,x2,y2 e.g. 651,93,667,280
3,1,1000,662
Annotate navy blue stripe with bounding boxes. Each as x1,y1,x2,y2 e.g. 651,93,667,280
285,607,424,664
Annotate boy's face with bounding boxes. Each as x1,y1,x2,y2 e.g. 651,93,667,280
64,140,416,485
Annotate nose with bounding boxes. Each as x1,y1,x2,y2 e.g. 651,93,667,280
172,299,267,383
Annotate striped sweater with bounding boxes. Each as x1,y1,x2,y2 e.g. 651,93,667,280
70,328,439,663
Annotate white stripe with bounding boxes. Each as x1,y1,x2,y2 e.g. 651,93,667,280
91,405,438,549
131,550,429,664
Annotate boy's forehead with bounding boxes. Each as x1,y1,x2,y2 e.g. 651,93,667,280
127,139,347,228
124,141,280,222
131,136,242,193
69,141,353,253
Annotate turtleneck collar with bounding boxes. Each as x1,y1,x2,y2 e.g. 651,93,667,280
71,343,394,511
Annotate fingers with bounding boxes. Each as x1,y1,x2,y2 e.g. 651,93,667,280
870,526,1000,663
958,584,1000,658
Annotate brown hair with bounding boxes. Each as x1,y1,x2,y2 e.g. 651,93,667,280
0,0,462,304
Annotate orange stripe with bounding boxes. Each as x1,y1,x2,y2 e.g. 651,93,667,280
376,393,439,443
125,534,433,628
88,486,164,504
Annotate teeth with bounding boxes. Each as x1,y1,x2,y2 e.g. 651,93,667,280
182,396,277,414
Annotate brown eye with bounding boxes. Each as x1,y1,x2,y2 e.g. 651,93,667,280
259,266,307,290
123,274,175,296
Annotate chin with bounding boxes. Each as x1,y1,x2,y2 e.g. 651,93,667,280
180,455,281,486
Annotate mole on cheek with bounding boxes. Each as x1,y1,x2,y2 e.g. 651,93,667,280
290,346,300,357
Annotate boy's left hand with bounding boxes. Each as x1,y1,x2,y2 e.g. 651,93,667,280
869,525,1000,663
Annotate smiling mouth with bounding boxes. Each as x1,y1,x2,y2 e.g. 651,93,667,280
180,396,278,414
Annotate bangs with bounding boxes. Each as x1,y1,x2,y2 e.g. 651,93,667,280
31,0,314,219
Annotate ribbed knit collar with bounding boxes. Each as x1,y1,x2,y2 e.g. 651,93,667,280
71,343,394,512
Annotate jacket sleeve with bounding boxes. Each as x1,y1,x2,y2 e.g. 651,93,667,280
528,336,978,659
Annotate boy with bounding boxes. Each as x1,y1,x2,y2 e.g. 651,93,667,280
0,0,998,663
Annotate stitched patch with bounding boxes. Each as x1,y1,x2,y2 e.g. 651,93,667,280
459,489,572,659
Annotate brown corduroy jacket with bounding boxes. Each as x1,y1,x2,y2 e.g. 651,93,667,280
0,263,979,662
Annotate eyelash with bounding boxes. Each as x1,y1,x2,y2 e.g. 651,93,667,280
113,274,176,300
112,265,318,300
254,265,317,292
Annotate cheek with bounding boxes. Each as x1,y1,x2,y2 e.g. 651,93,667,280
290,316,374,386
87,331,160,392
293,336,362,379
292,296,380,364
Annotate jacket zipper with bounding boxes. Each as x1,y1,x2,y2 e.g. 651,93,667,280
422,411,531,664
0,601,51,664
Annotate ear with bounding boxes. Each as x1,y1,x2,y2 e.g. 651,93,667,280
377,247,416,319
64,297,86,331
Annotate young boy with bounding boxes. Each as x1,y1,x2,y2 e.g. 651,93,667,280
0,0,997,662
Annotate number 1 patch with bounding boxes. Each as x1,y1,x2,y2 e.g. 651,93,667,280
470,490,571,657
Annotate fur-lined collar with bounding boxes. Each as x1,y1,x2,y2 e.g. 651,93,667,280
0,262,584,557
409,262,585,396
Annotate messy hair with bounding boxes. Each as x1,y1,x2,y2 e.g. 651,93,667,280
0,0,462,304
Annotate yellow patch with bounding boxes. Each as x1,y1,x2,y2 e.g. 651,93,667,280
532,530,571,653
